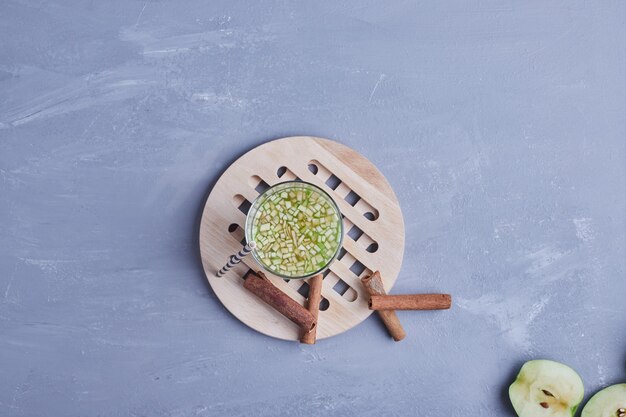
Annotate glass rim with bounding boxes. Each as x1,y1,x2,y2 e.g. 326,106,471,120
244,180,344,280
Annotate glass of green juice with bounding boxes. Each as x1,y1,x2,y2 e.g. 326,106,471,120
245,181,344,279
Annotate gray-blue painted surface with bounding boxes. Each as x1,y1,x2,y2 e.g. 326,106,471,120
1,1,625,416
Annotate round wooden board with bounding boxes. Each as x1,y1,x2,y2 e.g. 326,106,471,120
199,137,405,340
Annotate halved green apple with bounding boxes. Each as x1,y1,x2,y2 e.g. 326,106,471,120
581,384,626,417
509,360,584,417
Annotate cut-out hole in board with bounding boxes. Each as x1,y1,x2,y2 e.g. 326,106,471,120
365,242,379,253
255,181,270,193
363,212,376,221
347,225,364,241
322,269,332,278
249,175,270,194
319,298,330,311
332,279,350,296
354,202,379,221
232,194,252,215
336,247,347,261
349,260,367,277
276,166,300,181
325,174,341,190
297,282,310,298
307,163,318,175
238,201,251,215
344,191,360,207
228,223,246,245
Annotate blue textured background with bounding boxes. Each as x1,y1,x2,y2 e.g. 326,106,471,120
1,1,625,416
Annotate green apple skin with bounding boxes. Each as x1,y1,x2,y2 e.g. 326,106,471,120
581,384,626,417
509,360,584,417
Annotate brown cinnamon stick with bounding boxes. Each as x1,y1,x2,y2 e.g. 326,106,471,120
243,272,316,332
300,274,323,344
369,294,452,311
361,271,406,342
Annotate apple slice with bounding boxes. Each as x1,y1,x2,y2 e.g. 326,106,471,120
581,384,626,417
509,360,584,417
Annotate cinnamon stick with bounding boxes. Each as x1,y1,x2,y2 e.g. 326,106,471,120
243,272,316,332
361,271,406,342
369,294,452,311
300,274,323,344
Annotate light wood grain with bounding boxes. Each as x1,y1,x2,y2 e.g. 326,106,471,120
199,136,405,340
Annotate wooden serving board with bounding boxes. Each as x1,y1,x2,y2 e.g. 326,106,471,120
199,136,405,340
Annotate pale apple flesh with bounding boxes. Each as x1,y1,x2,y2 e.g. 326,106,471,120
509,360,585,417
581,384,626,417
